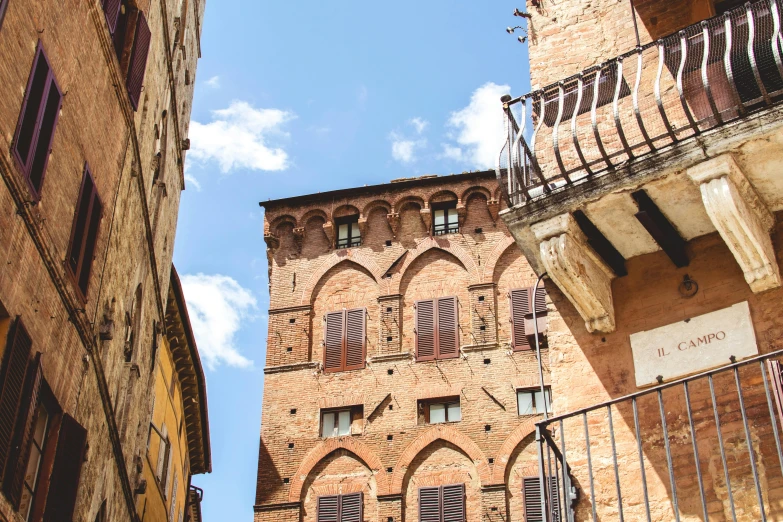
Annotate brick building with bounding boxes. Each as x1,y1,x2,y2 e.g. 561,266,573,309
497,0,783,519
255,171,559,522
0,0,207,521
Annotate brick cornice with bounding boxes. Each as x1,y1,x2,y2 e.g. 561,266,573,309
264,361,320,374
253,501,301,512
268,304,313,315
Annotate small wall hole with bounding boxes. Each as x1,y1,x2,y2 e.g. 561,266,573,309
478,295,485,302
288,442,294,449
289,318,295,324
283,478,290,484
387,368,394,375
286,347,293,352
484,424,491,432
387,336,393,342
290,408,297,415
387,434,393,441
385,240,392,247
483,358,491,365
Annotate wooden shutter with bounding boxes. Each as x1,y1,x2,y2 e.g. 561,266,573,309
442,484,465,522
67,166,103,299
324,311,345,372
768,360,783,424
510,289,530,350
5,353,43,509
317,495,339,522
127,13,152,110
102,0,122,34
344,308,366,371
524,286,548,340
415,300,436,362
340,492,363,522
0,319,33,482
418,486,441,522
522,476,560,522
42,414,88,522
436,297,459,359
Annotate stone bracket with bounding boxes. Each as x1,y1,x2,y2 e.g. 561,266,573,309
532,214,616,333
386,212,400,238
322,221,335,249
687,154,780,293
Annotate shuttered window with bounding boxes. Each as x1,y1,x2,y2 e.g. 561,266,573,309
415,297,459,361
323,309,366,373
0,0,8,31
317,492,363,522
13,43,62,199
102,0,122,34
126,12,151,110
510,287,547,351
42,414,88,522
418,484,465,522
522,476,560,522
67,165,103,300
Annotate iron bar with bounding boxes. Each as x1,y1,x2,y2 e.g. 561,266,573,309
582,412,597,522
760,360,783,477
683,381,709,521
553,82,568,179
655,39,678,141
733,366,766,520
560,419,572,522
631,397,652,522
771,0,783,81
536,425,549,522
676,30,700,133
607,405,624,522
701,20,723,124
709,374,737,521
571,73,592,175
612,57,634,159
724,12,747,116
590,66,612,169
657,389,680,521
747,3,772,105
632,46,655,152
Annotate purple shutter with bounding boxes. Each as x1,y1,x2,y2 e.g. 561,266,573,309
442,484,465,522
324,312,345,373
0,0,8,31
42,414,88,522
67,166,103,299
127,13,151,110
344,309,366,371
415,300,436,362
418,486,440,522
102,0,122,34
768,360,783,424
340,492,363,522
436,297,459,359
317,495,339,522
0,320,33,483
510,289,531,351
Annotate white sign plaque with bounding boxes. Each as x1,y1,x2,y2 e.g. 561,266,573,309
630,301,758,387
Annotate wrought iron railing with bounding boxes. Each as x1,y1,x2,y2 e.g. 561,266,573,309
535,349,783,521
497,0,783,208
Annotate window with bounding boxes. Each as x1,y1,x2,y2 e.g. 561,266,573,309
169,472,179,522
66,166,103,300
126,11,151,110
101,0,122,34
111,2,151,111
418,398,461,425
323,308,366,373
18,402,48,521
509,287,547,351
336,215,361,248
517,387,552,415
317,492,363,522
13,43,62,198
418,484,465,522
415,297,459,361
522,476,560,522
320,406,363,438
432,202,459,236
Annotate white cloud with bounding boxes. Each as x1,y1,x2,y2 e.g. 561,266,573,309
440,143,463,162
184,172,202,191
390,132,425,164
409,117,429,134
446,82,510,169
189,100,295,173
205,75,221,89
179,273,258,370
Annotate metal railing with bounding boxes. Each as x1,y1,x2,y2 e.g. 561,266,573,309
535,349,783,521
497,0,783,208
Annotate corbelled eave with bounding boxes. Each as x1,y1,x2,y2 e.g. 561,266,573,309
166,266,212,474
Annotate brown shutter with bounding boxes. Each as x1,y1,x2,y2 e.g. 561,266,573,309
0,319,33,481
317,495,340,522
522,476,544,522
324,312,345,373
442,484,465,522
42,414,88,522
27,67,62,197
768,360,783,424
525,286,548,340
344,308,366,371
67,166,103,299
436,297,459,359
510,289,530,350
5,353,43,509
127,13,152,110
340,492,363,522
415,300,436,362
418,486,441,522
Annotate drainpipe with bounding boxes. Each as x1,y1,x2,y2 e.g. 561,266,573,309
531,272,549,420
630,0,642,47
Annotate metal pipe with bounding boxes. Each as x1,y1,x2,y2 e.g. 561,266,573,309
683,381,708,520
582,413,597,522
734,366,766,520
532,271,548,420
630,0,641,48
709,374,737,521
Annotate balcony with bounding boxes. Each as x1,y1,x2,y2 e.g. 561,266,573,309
496,0,783,334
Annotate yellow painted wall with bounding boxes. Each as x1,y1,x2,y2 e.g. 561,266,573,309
137,336,191,522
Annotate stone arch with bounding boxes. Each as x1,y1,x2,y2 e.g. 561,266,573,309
391,424,492,494
300,252,387,305
491,418,539,484
393,195,425,214
427,190,458,206
461,185,492,203
390,237,480,294
482,237,517,283
362,199,392,218
289,437,390,501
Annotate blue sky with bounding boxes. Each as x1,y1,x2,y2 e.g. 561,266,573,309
172,2,531,520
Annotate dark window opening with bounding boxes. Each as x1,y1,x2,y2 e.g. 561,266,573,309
66,165,103,300
432,202,459,236
418,397,461,425
336,215,361,249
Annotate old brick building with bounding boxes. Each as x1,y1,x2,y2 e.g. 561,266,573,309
255,171,558,522
0,0,207,521
497,0,783,520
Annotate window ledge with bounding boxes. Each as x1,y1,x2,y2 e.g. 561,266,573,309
264,361,320,374
460,343,500,353
368,352,413,364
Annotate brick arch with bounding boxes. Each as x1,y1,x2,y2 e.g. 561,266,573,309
390,237,480,294
390,424,492,494
393,195,425,214
491,418,538,484
482,236,517,283
460,185,492,203
427,189,458,206
300,251,388,305
268,214,297,234
289,437,390,501
362,199,392,218
300,208,329,226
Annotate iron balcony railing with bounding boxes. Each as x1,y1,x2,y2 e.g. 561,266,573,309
497,0,783,208
534,349,783,522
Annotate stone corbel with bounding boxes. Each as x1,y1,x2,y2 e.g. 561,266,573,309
420,207,432,234
292,227,305,252
323,221,335,248
357,216,368,237
531,213,616,333
264,232,280,252
487,199,500,224
386,212,400,238
687,154,780,293
456,202,467,228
